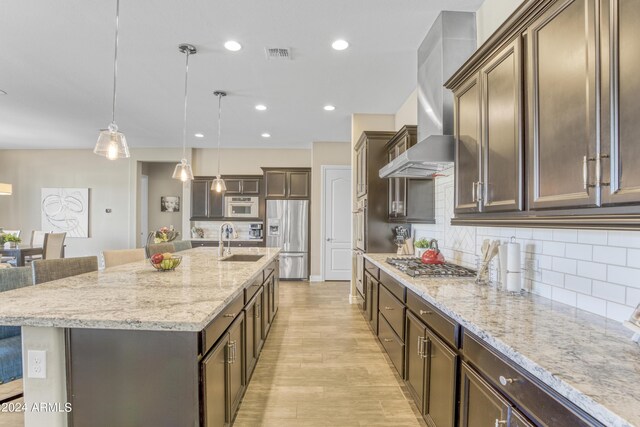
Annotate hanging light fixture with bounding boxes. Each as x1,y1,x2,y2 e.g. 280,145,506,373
211,91,227,193
0,183,12,195
94,0,130,160
172,44,197,182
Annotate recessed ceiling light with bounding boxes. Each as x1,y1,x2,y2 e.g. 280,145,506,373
224,40,242,52
323,105,336,111
194,133,204,138
255,104,267,111
331,39,349,51
0,90,6,95
261,133,271,138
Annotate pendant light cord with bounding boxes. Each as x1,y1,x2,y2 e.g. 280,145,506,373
216,93,223,176
181,50,191,160
111,0,120,125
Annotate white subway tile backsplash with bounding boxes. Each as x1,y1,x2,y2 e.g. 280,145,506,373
577,261,607,281
607,265,640,289
531,281,552,299
532,228,553,241
564,275,592,295
552,229,578,243
551,287,577,306
552,257,577,275
608,231,640,249
592,246,627,266
592,280,627,304
516,228,533,239
577,294,607,317
626,248,640,269
606,302,634,322
627,288,640,307
577,230,608,245
564,243,592,261
542,269,564,287
542,241,565,257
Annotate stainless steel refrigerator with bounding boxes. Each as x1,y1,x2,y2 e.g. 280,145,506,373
266,200,309,279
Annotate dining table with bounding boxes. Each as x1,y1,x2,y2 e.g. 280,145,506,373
0,245,43,267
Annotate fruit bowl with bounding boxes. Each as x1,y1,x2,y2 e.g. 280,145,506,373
150,254,182,271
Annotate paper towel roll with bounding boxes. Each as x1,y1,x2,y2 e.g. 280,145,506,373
507,242,521,273
498,244,509,285
506,271,522,292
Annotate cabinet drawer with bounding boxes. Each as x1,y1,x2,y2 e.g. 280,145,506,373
244,278,263,304
379,270,405,302
263,261,277,282
378,314,404,378
364,259,379,278
202,294,244,355
407,290,458,349
378,284,405,339
462,331,602,427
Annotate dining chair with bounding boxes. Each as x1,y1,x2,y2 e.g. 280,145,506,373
172,240,193,252
24,230,49,263
146,242,175,258
102,248,145,269
42,232,66,260
32,256,98,285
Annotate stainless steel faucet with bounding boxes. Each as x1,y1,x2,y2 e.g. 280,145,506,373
218,222,237,257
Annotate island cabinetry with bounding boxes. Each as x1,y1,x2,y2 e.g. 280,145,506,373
364,270,379,334
377,274,406,377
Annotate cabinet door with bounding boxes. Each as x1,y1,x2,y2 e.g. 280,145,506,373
227,313,245,419
268,274,278,323
210,189,225,218
202,334,229,427
244,299,256,380
224,179,242,195
254,287,265,355
273,264,280,316
527,0,598,209
265,172,287,198
405,311,427,411
191,180,210,218
287,171,310,198
459,362,509,427
481,37,524,212
241,179,261,195
454,74,482,213
356,146,367,198
369,278,379,336
263,277,272,336
424,328,457,427
603,0,640,204
509,407,535,427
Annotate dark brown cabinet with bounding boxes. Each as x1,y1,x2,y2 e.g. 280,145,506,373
364,271,379,334
459,361,510,427
191,178,224,219
263,169,311,199
527,0,598,210
355,143,367,199
201,312,245,427
244,291,257,380
223,176,261,196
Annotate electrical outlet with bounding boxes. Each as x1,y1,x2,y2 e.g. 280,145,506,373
27,350,46,379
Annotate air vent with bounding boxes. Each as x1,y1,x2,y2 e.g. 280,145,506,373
265,47,291,60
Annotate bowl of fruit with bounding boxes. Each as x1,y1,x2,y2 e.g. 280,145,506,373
150,252,182,272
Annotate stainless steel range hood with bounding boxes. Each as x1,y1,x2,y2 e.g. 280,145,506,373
380,11,476,179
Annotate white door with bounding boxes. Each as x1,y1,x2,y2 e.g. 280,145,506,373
140,175,149,247
323,166,352,280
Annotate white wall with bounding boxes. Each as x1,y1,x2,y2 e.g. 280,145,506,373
192,148,311,176
394,89,418,131
476,0,523,46
146,162,183,237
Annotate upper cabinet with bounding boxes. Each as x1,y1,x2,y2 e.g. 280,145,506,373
355,142,368,199
191,178,224,220
263,168,311,199
446,0,640,229
223,177,262,196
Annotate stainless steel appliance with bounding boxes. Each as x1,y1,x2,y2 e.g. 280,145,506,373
225,196,259,218
385,257,476,278
249,223,263,239
266,200,309,279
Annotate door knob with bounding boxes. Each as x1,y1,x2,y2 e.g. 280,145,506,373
326,238,332,242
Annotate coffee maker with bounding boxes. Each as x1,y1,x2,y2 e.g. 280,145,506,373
249,223,263,239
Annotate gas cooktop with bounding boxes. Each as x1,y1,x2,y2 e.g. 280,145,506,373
386,257,476,278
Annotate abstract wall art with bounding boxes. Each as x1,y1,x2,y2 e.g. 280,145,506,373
41,188,89,238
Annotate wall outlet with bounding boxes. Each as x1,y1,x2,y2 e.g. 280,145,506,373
27,350,46,379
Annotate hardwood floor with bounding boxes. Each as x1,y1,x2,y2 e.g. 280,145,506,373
0,380,23,427
234,281,426,427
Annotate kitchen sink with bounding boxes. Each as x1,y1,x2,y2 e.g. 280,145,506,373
220,254,264,262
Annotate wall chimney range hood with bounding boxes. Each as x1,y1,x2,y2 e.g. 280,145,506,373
379,11,476,179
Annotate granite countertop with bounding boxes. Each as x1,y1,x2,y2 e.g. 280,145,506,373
365,253,640,427
188,238,263,243
0,247,280,332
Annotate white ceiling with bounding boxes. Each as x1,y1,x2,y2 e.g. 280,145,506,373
0,0,483,150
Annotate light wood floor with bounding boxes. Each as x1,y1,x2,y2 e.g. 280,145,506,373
234,281,426,427
0,380,23,427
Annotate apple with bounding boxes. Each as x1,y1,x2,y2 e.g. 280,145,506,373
162,252,173,260
151,253,164,264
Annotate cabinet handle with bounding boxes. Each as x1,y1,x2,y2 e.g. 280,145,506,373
495,420,507,427
499,375,515,386
476,182,483,202
421,337,430,359
583,155,588,190
227,342,233,364
224,313,235,318
383,338,393,343
472,182,477,202
384,306,394,310
229,340,236,364
417,335,423,357
419,309,432,316
255,303,261,318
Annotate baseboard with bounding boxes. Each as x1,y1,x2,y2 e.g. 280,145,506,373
309,275,323,282
349,294,357,304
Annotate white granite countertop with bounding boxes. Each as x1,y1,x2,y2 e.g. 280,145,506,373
0,247,280,332
365,253,640,427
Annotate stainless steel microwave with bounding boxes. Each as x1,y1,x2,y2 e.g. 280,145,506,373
225,196,259,218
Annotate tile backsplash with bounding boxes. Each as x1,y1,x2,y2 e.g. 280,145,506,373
413,168,640,322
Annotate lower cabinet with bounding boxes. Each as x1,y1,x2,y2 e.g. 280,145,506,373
459,361,510,427
365,271,379,334
202,312,245,427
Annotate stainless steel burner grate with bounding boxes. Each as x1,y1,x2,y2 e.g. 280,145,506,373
385,257,476,278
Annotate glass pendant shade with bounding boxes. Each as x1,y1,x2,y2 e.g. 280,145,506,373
0,183,12,195
211,176,226,193
172,159,194,182
95,123,130,160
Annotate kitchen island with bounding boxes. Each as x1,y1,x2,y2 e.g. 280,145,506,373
364,253,640,427
0,246,280,427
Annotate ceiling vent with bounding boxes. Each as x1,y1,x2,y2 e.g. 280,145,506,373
265,47,291,60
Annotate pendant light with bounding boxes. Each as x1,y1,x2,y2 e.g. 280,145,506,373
211,91,227,193
94,0,130,160
0,183,12,195
172,44,196,182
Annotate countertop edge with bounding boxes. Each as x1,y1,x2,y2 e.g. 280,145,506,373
363,254,634,427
